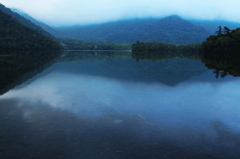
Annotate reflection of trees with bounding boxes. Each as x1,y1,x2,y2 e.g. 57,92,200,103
58,51,207,86
129,51,207,86
0,51,60,95
199,27,240,78
59,51,131,62
131,51,200,62
213,69,228,78
199,51,240,78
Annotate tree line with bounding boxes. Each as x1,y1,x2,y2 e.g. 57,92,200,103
199,26,240,53
132,41,201,52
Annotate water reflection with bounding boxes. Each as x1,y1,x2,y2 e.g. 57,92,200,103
131,51,200,61
0,50,60,95
57,51,208,86
200,51,240,78
1,51,240,158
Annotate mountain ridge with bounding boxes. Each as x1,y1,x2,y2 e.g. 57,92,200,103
3,3,240,47
7,6,240,45
128,15,210,44
53,15,211,44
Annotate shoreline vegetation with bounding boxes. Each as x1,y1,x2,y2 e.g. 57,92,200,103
199,26,240,53
131,26,240,78
132,26,240,54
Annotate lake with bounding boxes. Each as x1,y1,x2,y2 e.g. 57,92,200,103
1,50,240,159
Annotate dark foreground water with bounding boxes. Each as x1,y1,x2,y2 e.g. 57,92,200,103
1,51,240,159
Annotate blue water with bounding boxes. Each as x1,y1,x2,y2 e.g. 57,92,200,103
1,51,240,159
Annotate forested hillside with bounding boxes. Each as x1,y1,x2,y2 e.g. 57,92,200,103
0,4,54,38
0,9,60,50
1,4,127,50
55,19,157,42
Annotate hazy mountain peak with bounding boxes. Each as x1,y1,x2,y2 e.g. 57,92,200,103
151,15,198,31
164,15,181,19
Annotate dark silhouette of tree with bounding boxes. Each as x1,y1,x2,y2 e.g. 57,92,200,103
215,26,223,36
220,71,228,78
200,27,240,53
213,69,220,78
223,26,231,35
213,69,228,78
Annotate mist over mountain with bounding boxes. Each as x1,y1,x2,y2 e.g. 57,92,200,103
6,3,240,46
2,2,240,47
11,8,61,37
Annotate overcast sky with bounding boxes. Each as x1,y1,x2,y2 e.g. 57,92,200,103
1,0,240,27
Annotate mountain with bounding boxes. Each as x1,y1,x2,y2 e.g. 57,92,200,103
0,7,60,50
131,15,210,44
9,6,239,46
55,18,157,41
5,2,240,46
0,4,54,39
11,8,61,37
54,16,210,44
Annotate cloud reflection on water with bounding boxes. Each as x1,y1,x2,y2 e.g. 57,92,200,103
1,71,240,134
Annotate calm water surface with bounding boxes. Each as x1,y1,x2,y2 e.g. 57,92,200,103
1,51,240,159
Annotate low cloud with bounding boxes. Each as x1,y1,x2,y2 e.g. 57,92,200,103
1,0,240,26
